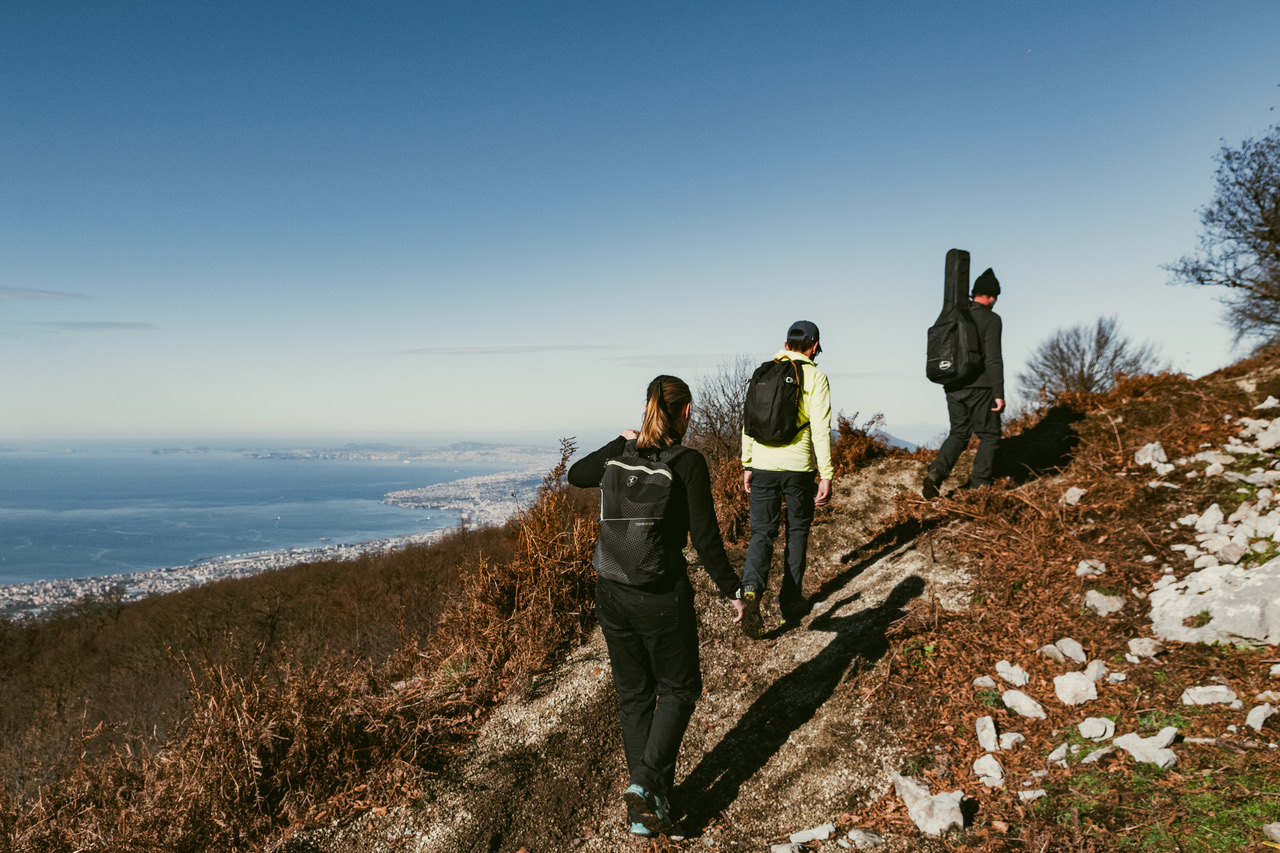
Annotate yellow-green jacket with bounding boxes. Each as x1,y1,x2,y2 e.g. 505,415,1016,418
741,349,834,480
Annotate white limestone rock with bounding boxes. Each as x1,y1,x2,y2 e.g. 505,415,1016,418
845,829,884,849
1085,590,1125,616
1056,638,1087,664
1182,685,1240,705
1245,704,1275,732
1037,644,1066,662
1055,672,1098,706
1218,542,1249,564
1003,689,1047,719
771,845,804,853
973,753,1005,787
1019,789,1047,802
973,675,998,689
1000,732,1026,750
1113,727,1179,769
996,660,1030,687
1079,717,1116,741
1108,672,1128,684
1081,746,1116,764
1272,664,1280,677
1128,638,1164,658
1047,743,1069,765
1135,442,1167,467
975,716,999,752
1264,822,1280,843
1061,486,1088,506
1150,557,1280,646
1084,660,1109,682
1258,421,1280,450
1077,559,1106,576
1195,504,1226,533
890,772,965,836
790,824,835,844
1254,396,1280,410
1256,690,1280,702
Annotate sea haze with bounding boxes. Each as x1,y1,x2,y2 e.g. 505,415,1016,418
0,447,520,586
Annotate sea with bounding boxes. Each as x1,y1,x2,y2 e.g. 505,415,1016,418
0,446,523,588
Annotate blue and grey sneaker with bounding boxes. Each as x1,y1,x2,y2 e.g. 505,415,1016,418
629,821,653,836
623,783,672,834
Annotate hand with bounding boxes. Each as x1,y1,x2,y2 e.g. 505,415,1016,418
992,398,1005,413
815,478,831,507
742,469,753,494
731,598,746,622
622,429,639,439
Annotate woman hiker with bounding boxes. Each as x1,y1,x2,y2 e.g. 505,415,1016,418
568,374,748,837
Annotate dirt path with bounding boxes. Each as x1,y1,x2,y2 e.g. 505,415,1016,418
291,456,970,852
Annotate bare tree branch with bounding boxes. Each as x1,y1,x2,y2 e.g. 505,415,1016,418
1165,123,1280,343
685,353,755,468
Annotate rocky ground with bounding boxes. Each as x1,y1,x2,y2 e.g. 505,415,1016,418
286,361,1280,853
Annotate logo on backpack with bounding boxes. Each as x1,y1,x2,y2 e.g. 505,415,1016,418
742,357,807,446
594,440,689,585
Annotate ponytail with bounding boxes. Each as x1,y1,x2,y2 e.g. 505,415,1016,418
636,375,692,449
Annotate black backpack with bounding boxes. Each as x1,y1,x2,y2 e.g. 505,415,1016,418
926,248,984,385
742,357,807,446
594,440,690,585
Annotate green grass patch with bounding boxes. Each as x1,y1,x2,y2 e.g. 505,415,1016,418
1042,762,1280,853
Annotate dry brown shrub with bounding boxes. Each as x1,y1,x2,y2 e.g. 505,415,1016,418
708,454,750,548
830,412,923,479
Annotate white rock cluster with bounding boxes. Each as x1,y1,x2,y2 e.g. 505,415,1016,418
1146,418,1280,646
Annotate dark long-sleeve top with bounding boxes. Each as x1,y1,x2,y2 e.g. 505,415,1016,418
946,301,1004,399
568,436,741,598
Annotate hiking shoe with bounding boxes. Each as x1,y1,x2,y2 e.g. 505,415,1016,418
922,473,941,499
623,784,672,834
629,821,653,837
740,589,764,640
780,596,812,624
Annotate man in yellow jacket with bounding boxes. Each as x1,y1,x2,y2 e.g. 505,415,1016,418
740,320,833,636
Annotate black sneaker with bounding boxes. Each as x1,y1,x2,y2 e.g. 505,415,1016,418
779,597,812,627
740,588,764,640
922,473,941,499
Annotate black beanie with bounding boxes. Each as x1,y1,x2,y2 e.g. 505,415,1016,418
973,268,1000,297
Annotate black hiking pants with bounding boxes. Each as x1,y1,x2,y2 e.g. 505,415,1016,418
595,576,701,803
929,385,1002,487
743,469,816,616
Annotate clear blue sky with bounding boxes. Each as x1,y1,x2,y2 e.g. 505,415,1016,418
3,2,1278,448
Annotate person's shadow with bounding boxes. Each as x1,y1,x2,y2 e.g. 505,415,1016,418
677,575,927,832
994,404,1085,483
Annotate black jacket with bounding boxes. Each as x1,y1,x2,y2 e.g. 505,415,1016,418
568,436,740,598
945,301,1004,399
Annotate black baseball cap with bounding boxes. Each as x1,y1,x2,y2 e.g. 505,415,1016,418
787,320,821,353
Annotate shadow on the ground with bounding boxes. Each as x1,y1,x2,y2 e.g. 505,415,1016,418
994,404,1085,484
676,575,926,832
805,516,943,606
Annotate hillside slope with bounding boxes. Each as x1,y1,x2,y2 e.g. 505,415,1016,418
292,359,1280,853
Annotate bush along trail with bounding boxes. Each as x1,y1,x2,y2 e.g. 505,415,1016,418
279,360,1279,853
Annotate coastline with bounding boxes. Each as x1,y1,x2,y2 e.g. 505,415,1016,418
0,465,550,620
